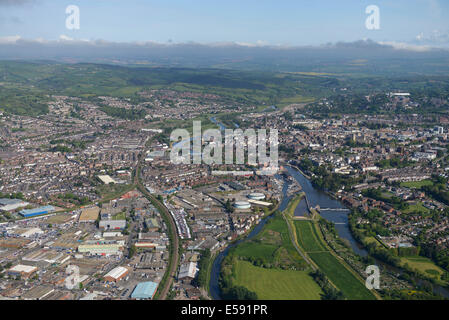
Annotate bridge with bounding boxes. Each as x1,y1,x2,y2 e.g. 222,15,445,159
303,196,350,214
318,208,351,212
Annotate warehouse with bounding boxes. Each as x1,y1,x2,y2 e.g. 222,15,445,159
99,219,127,230
97,175,116,185
0,198,29,212
178,262,198,281
131,281,159,300
78,243,123,256
19,206,55,218
7,264,38,279
104,266,129,282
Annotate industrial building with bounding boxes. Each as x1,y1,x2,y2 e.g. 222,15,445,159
0,198,29,212
103,266,129,282
131,281,159,300
99,219,127,230
7,264,38,279
177,262,198,281
19,206,55,218
97,175,116,185
77,243,123,255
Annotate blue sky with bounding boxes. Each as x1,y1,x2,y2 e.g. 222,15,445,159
1,0,448,46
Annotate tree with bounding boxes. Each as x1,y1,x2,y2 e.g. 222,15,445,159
128,244,137,259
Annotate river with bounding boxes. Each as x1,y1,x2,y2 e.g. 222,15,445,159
209,165,366,299
285,165,368,257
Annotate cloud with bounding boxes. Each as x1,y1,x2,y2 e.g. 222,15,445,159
379,41,432,52
414,30,449,45
0,35,21,44
0,0,35,5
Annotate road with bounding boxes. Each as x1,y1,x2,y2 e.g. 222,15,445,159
134,153,180,300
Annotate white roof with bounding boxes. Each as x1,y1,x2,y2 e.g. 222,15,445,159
178,262,198,279
9,264,37,273
104,266,128,280
98,175,116,184
21,228,44,238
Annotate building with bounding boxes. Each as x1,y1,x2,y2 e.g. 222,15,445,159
99,220,127,230
78,243,123,255
19,206,55,218
97,175,116,185
21,286,55,300
79,206,100,223
233,201,251,210
7,264,38,279
0,198,29,212
247,193,266,201
247,199,272,207
131,281,159,300
103,266,129,282
435,126,444,135
177,262,198,281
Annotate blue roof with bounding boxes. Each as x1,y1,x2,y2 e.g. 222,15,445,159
131,282,158,299
19,205,55,217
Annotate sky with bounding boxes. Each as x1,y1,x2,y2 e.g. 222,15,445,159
0,0,449,47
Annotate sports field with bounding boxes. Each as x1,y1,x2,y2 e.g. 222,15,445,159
400,180,433,189
233,260,322,300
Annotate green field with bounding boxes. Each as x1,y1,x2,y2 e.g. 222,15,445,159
232,213,307,270
112,212,126,220
233,260,322,300
294,220,326,252
400,180,433,189
401,256,446,281
402,202,430,214
308,251,375,300
294,220,376,300
284,193,304,218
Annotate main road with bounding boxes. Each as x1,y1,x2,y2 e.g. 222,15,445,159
134,152,180,300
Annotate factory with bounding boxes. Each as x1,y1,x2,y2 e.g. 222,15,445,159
19,206,55,218
99,219,127,230
131,281,159,300
177,262,198,282
97,175,117,185
0,198,29,212
77,243,123,256
103,266,129,283
7,264,38,279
